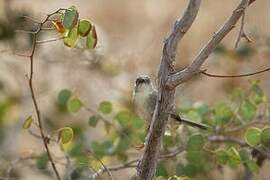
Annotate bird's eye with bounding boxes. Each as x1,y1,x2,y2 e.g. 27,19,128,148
136,78,142,85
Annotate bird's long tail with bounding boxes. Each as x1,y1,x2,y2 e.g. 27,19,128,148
170,114,208,130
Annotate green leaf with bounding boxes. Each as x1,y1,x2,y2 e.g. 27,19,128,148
91,140,113,157
249,80,265,104
58,127,74,144
22,116,33,129
187,134,205,151
240,100,256,121
67,97,83,113
88,115,99,127
63,6,79,29
245,127,262,147
98,101,112,114
214,103,233,126
115,110,130,127
186,150,203,163
215,149,228,165
131,116,144,129
226,147,241,167
182,163,198,177
57,89,72,106
239,149,250,162
113,136,130,152
35,153,48,169
261,127,270,148
246,160,259,174
78,20,92,37
86,25,97,49
64,27,79,48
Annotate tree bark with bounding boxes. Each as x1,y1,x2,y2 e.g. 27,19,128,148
136,0,256,179
136,1,201,179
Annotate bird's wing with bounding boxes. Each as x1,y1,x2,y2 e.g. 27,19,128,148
147,90,158,115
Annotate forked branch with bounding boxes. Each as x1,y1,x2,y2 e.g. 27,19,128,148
137,0,257,179
137,0,201,179
167,0,257,89
21,9,65,180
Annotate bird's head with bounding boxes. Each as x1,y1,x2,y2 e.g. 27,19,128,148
134,75,153,93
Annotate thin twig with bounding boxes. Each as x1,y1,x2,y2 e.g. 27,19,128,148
22,9,65,180
234,0,250,48
41,27,56,31
36,37,65,44
208,135,270,158
91,154,114,180
224,117,269,133
90,146,185,179
201,68,270,78
208,135,248,147
167,0,256,89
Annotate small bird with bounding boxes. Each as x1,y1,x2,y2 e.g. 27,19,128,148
133,75,208,131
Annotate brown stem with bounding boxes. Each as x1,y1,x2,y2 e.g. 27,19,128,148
25,9,64,180
201,68,270,78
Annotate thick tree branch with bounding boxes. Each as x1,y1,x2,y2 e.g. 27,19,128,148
136,1,201,179
167,0,256,89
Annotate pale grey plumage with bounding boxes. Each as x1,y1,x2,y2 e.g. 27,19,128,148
133,75,208,130
133,75,157,128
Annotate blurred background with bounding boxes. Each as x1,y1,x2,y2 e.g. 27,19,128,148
0,0,269,179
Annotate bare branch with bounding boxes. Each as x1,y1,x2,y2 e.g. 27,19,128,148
162,0,202,69
91,154,114,180
36,37,65,44
208,135,248,147
24,8,65,180
201,67,270,78
91,146,185,179
234,0,250,48
137,1,201,179
208,135,270,158
224,116,269,133
167,0,256,89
